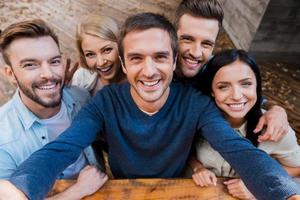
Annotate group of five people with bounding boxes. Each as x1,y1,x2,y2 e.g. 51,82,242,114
0,0,299,199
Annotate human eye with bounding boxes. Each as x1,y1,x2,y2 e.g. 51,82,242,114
241,81,253,87
202,41,214,49
180,35,193,43
128,56,142,63
103,47,113,54
22,62,37,69
50,58,62,66
155,54,168,62
217,84,228,90
84,52,95,58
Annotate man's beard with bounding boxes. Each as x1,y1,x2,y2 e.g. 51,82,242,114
16,78,63,108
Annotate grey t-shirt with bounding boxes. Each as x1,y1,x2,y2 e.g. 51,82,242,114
40,101,87,179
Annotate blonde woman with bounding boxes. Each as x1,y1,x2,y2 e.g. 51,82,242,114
71,14,126,96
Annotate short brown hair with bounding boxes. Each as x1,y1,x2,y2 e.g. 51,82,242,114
0,19,59,65
118,12,178,63
174,0,224,30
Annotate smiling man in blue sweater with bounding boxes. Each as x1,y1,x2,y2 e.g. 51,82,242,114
1,13,300,200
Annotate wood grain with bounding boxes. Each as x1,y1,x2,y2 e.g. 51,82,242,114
50,178,237,200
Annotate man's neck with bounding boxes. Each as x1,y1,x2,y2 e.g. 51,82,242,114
130,87,170,115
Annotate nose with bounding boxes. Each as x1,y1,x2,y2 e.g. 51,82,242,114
96,55,105,66
142,57,156,77
40,63,54,79
231,86,243,100
190,43,202,59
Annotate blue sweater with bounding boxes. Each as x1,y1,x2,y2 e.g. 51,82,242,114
10,83,300,200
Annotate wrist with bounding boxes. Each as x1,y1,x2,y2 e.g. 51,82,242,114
193,166,205,173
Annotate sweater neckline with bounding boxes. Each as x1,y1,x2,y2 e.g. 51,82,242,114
125,83,175,119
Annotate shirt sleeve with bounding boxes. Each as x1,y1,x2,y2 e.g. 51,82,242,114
197,99,300,200
9,95,105,200
70,67,98,92
260,126,300,167
0,149,17,179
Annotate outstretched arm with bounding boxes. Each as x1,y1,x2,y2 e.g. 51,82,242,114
9,96,105,200
198,99,300,199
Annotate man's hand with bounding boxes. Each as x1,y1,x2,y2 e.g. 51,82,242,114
0,180,28,200
74,165,108,198
224,178,255,200
192,167,217,187
254,105,289,142
287,195,300,200
47,165,108,200
64,58,79,85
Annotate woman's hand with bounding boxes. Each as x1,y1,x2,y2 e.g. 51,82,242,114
224,178,255,200
192,167,217,187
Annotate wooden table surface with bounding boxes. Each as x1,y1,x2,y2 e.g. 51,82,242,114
50,178,237,200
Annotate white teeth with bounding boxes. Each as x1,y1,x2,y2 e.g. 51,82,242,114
185,58,199,64
228,103,244,109
98,65,112,72
38,83,57,90
142,80,159,87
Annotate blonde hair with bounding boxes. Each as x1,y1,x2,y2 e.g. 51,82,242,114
76,14,119,68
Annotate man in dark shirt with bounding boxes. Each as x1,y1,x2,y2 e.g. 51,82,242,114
1,13,300,200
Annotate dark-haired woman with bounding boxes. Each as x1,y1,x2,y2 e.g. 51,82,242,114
191,49,300,199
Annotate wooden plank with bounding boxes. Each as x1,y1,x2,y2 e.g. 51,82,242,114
50,178,237,200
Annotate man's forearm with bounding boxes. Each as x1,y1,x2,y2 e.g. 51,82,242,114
0,180,27,200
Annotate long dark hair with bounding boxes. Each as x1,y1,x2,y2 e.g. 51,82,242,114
200,49,262,146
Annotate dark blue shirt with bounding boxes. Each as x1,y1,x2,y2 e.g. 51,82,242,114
10,83,300,200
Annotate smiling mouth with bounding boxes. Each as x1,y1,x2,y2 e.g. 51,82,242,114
36,82,58,90
141,80,160,87
97,64,113,73
227,102,246,111
182,56,202,68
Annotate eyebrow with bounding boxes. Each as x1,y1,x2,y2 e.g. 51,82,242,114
126,53,141,58
127,51,170,58
179,34,194,40
83,43,113,53
216,77,253,84
155,51,171,56
20,55,61,64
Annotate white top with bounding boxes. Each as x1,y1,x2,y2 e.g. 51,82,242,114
196,121,300,177
71,67,102,93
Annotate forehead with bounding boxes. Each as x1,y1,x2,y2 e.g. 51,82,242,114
177,14,219,41
123,28,173,56
6,36,60,62
81,34,116,50
214,60,256,81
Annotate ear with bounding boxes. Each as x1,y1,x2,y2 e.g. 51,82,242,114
211,91,215,98
172,55,178,71
3,65,17,85
119,56,127,74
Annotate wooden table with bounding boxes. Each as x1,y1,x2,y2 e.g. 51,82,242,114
50,178,237,200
